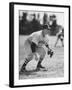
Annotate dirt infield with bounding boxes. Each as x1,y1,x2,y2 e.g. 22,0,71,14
19,35,64,79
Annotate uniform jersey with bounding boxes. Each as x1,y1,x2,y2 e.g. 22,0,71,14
28,30,49,45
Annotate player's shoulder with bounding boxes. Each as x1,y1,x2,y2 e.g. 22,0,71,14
30,30,42,36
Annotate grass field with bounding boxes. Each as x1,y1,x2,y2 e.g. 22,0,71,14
19,35,64,79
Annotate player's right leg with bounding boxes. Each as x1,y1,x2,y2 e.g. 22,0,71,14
20,39,33,73
20,53,33,73
36,47,46,70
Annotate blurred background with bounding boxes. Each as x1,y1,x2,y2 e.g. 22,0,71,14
19,11,64,35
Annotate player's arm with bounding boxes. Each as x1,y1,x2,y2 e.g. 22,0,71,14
45,42,54,57
38,40,50,49
44,41,50,49
39,40,53,57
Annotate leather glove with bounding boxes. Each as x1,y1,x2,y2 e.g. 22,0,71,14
47,49,54,58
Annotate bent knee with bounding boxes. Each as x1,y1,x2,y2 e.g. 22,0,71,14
27,53,33,60
38,47,46,59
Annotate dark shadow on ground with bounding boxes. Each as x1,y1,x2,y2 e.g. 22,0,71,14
19,69,47,76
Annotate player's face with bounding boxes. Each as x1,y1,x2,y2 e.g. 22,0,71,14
44,29,48,35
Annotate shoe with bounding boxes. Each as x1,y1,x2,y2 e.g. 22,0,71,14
36,64,45,71
39,65,45,69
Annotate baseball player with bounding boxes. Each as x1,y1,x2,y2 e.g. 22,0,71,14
20,25,54,73
54,28,64,47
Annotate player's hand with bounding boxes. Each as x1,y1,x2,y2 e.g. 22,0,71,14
47,49,54,58
50,51,54,57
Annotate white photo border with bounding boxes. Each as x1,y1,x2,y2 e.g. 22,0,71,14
9,2,70,87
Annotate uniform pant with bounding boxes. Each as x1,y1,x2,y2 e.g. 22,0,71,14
20,39,46,72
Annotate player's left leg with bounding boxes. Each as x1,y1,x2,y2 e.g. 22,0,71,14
37,57,45,70
36,47,46,70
